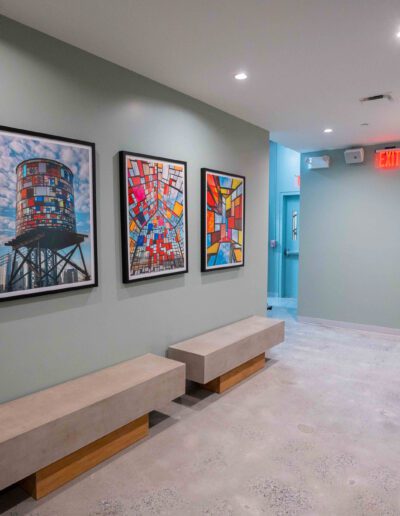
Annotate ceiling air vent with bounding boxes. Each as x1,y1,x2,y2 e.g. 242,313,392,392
360,93,393,103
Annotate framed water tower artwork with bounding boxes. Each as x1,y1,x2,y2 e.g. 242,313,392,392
0,125,98,301
119,151,188,283
201,168,245,272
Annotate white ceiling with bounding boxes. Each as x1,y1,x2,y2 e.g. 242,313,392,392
1,0,400,152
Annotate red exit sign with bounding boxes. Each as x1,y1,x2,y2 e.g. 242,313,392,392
375,149,400,169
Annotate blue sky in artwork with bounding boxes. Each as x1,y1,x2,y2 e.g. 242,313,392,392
0,131,92,263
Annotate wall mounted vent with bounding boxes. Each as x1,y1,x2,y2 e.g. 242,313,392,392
344,148,364,164
360,93,393,103
305,155,330,170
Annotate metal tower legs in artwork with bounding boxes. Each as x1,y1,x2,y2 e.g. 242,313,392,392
6,242,90,292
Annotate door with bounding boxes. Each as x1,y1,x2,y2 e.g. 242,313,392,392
282,194,300,298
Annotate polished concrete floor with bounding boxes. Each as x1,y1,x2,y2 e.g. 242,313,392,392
1,309,400,515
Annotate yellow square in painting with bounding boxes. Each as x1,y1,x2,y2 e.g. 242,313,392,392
129,220,137,232
234,249,242,262
238,231,243,245
207,242,219,254
226,196,232,210
173,202,183,216
232,179,242,190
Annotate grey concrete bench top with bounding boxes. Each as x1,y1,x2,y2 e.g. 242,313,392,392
0,353,185,490
168,316,284,384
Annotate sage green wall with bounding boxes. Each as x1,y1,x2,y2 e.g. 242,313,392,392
299,144,400,329
0,17,269,403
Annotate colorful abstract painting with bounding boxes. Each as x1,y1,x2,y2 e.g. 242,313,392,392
201,168,245,271
0,125,97,301
120,152,188,282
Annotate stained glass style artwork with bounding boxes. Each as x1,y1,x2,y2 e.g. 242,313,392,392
201,168,245,271
0,125,97,301
120,152,188,282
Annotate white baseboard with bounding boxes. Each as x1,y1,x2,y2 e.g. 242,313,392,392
298,316,400,336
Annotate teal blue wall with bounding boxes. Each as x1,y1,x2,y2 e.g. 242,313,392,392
268,142,300,297
299,144,400,329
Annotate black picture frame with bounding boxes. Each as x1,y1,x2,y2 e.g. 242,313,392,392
0,124,98,302
119,151,189,283
201,168,245,272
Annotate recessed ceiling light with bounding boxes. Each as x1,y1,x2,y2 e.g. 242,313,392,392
234,72,248,80
396,30,400,38
323,128,333,133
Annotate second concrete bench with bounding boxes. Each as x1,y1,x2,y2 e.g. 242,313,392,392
168,316,284,393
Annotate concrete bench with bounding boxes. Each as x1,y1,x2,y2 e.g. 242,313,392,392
0,353,185,499
168,316,284,393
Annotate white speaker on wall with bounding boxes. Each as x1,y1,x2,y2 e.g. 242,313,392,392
344,148,364,164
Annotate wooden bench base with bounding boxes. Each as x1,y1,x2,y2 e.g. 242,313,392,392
20,414,149,500
203,353,265,394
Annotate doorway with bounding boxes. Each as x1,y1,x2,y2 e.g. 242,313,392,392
267,141,300,315
281,193,300,299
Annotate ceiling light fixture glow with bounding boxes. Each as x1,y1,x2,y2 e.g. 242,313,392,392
324,128,333,133
234,72,248,80
396,30,400,38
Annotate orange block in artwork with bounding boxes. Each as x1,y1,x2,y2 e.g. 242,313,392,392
207,211,215,233
207,173,217,188
234,248,242,262
129,219,137,232
173,202,183,217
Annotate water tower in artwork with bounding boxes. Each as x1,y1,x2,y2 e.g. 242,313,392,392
5,158,90,291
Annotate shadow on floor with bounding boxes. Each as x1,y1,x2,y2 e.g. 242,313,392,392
149,410,181,437
0,484,29,514
174,382,217,410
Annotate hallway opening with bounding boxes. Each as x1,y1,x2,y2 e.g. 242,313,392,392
268,141,300,312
